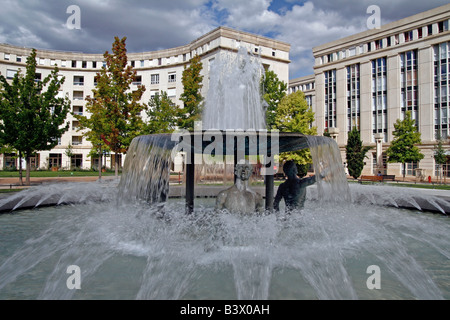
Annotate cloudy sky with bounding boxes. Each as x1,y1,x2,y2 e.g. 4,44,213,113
0,0,448,79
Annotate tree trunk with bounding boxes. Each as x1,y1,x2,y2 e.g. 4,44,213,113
26,155,31,186
98,150,102,181
402,162,406,181
115,153,119,178
18,154,23,186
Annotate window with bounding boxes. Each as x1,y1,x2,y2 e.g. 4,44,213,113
168,73,176,83
167,88,176,98
73,76,84,85
92,61,97,68
400,50,419,126
324,69,336,129
151,74,159,84
49,153,62,168
403,161,419,176
61,60,67,67
6,69,17,79
438,21,444,33
140,60,144,67
16,56,22,62
73,91,83,100
428,24,433,36
349,47,356,57
372,57,388,142
72,60,77,68
132,75,142,85
404,31,413,42
72,120,80,131
4,53,10,60
39,58,45,65
72,136,83,145
158,58,162,66
433,41,450,140
51,59,56,66
347,64,360,132
71,154,83,169
73,106,83,116
150,90,159,99
82,61,87,68
34,73,42,82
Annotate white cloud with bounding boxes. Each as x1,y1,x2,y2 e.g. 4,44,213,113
0,0,448,78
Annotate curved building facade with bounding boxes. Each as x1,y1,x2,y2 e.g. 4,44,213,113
0,26,290,171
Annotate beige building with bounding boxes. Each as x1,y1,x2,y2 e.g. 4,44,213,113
290,4,450,179
0,26,290,171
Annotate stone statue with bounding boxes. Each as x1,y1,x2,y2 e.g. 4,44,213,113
274,160,326,212
216,163,264,214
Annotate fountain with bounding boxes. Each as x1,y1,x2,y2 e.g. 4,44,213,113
0,47,449,300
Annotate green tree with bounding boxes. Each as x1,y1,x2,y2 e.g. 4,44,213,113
261,70,287,129
345,127,371,179
433,133,447,183
74,88,110,179
143,91,179,134
179,55,203,130
274,91,316,165
65,143,74,169
386,111,424,180
76,36,146,177
0,48,70,185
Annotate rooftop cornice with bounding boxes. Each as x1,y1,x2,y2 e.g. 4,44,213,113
313,3,450,55
0,26,290,60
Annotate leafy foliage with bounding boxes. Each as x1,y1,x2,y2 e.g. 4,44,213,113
144,91,179,134
345,127,371,179
0,48,70,184
75,36,146,176
261,70,287,129
179,55,203,130
386,111,424,179
273,91,316,165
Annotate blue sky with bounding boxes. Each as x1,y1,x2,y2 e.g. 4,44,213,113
0,0,448,79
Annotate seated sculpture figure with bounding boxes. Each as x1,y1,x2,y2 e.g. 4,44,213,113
274,160,327,212
216,162,264,214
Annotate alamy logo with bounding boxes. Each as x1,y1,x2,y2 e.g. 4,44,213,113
366,5,381,30
66,5,81,30
66,265,81,290
366,265,381,290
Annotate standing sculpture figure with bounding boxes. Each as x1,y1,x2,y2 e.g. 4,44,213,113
216,162,264,214
274,160,327,212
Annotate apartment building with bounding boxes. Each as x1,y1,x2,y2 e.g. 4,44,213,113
0,26,290,171
289,4,450,178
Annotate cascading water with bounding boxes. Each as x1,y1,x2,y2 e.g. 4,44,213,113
0,46,449,301
202,46,266,130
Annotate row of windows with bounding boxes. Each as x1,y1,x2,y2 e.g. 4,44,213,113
4,70,177,87
289,81,314,93
318,19,449,66
2,51,196,69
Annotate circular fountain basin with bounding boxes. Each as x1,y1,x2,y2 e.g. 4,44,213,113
0,183,449,300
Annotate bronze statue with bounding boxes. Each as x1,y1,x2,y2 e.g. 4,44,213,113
216,162,264,214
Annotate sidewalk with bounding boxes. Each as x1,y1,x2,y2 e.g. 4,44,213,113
0,175,117,189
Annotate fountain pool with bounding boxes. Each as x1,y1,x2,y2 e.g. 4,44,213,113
0,182,449,300
1,45,448,301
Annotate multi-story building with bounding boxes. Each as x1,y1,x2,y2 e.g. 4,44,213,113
0,26,290,171
290,4,450,179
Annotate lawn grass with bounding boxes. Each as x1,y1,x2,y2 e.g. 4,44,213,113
0,170,116,178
